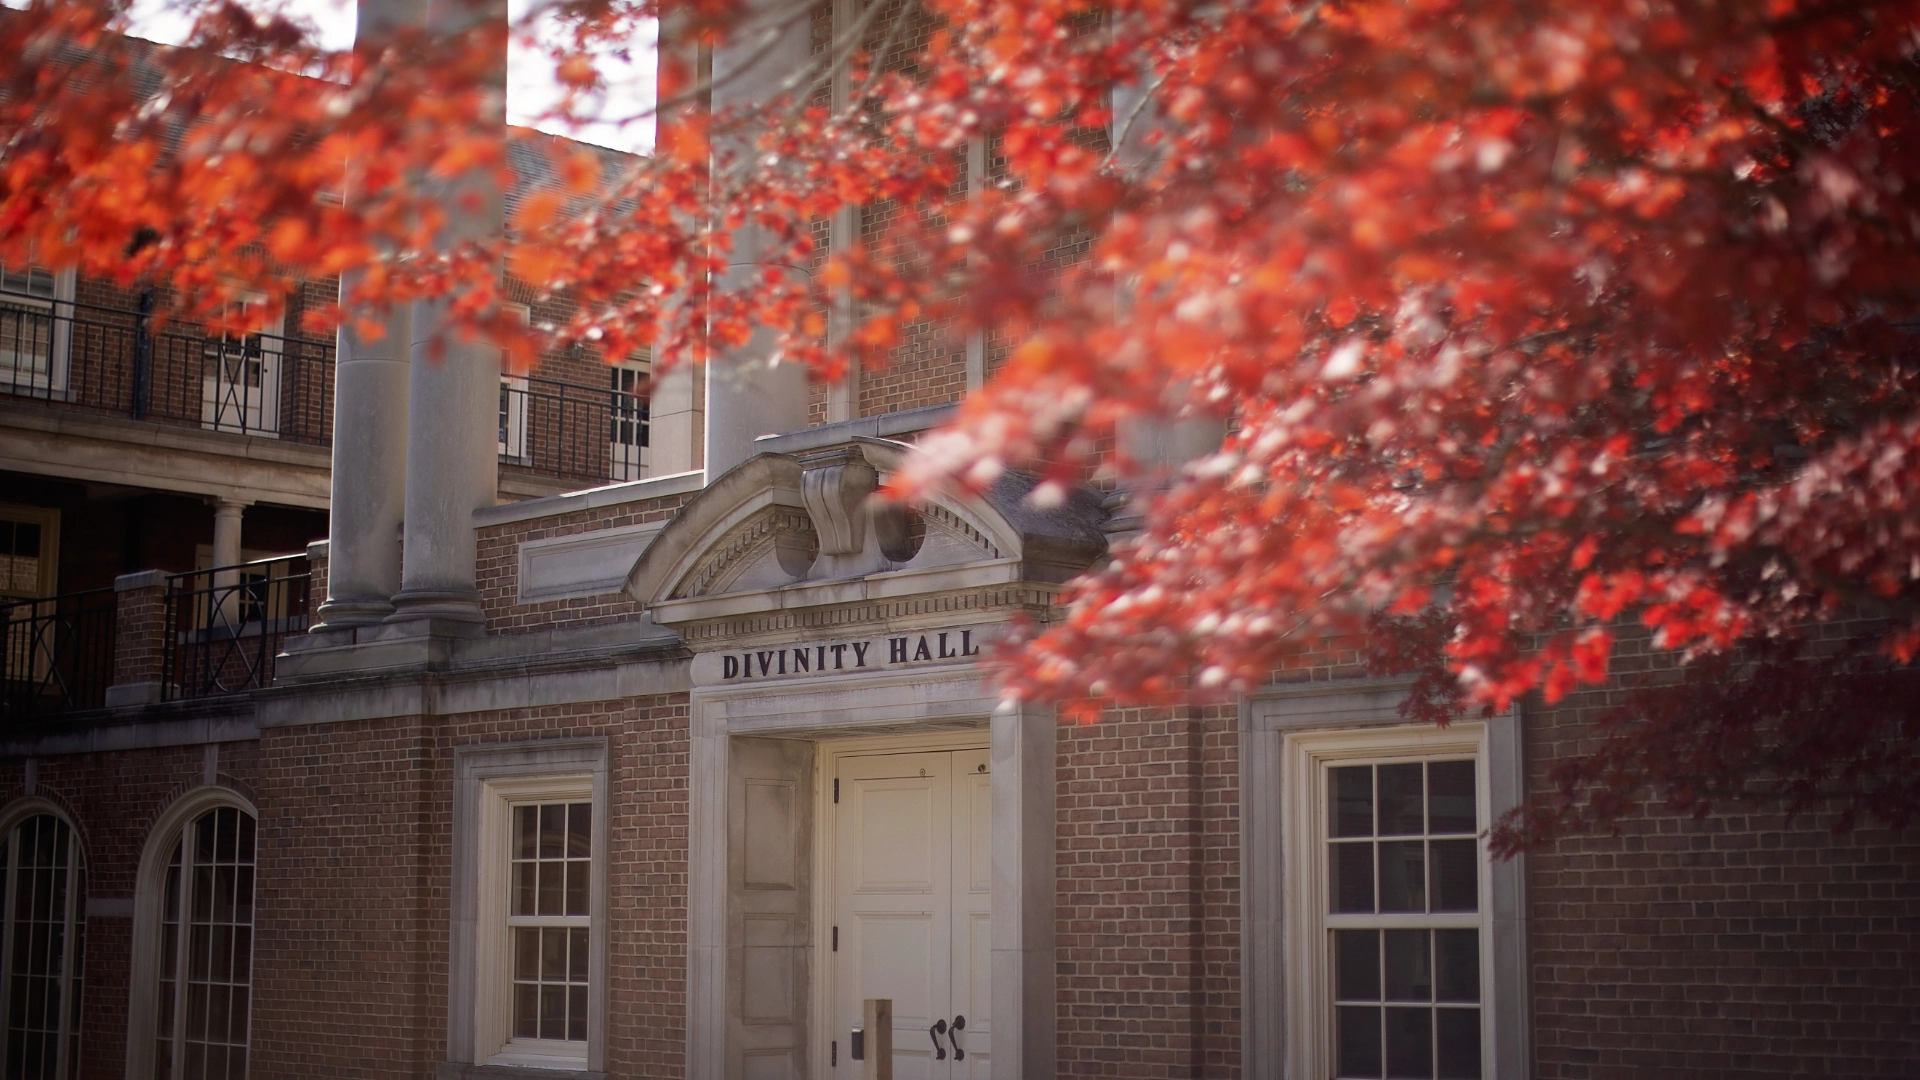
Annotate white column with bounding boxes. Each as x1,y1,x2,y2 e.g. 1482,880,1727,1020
318,273,409,627
703,0,813,479
318,0,426,629
386,0,506,626
211,498,248,626
211,498,246,569
647,359,704,476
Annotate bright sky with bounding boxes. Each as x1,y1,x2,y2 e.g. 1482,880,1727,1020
116,0,656,153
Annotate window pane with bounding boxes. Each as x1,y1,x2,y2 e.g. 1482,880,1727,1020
513,862,537,917
213,811,237,863
1376,763,1424,836
1377,841,1426,913
1434,930,1479,1003
515,928,539,980
1332,843,1374,914
1383,930,1431,1002
230,927,252,986
195,814,216,864
542,927,569,981
1436,1008,1482,1079
539,984,566,1040
1336,1005,1382,1079
514,985,539,1039
516,806,538,859
1427,761,1476,834
230,986,249,1044
1331,767,1374,838
1429,840,1478,913
538,805,566,859
568,985,588,1042
538,862,564,916
569,927,589,983
1335,930,1380,1001
565,861,590,917
567,804,591,858
1384,1007,1433,1079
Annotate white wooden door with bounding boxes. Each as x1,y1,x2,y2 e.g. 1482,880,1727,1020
199,293,281,436
833,749,990,1079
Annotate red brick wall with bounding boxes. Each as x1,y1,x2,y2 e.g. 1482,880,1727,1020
248,695,691,1079
9,742,258,1080
1055,703,1242,1079
1524,684,1920,1078
475,491,694,633
12,691,690,1080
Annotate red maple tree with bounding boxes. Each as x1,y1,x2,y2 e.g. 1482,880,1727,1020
9,0,1920,849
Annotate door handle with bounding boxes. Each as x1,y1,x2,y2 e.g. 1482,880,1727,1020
930,1018,948,1060
949,1014,966,1061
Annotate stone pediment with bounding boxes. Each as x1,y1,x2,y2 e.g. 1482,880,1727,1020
624,439,1107,627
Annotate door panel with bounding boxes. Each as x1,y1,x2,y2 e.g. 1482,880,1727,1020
951,749,992,1077
833,747,990,1079
838,752,951,1079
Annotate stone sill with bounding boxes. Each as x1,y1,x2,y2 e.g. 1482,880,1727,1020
437,1064,606,1080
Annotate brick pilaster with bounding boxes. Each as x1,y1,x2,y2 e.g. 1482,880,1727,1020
104,569,169,708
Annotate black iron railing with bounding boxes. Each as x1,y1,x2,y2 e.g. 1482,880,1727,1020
0,589,117,723
0,289,336,444
163,555,310,701
1,288,654,488
500,372,651,484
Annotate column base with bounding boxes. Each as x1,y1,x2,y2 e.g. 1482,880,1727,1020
313,597,396,630
104,681,167,708
385,588,486,627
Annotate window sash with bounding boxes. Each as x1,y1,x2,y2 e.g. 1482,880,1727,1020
479,780,596,1069
154,807,257,1080
0,815,84,1080
1277,721,1503,1080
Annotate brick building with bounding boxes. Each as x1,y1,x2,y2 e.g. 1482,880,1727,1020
0,4,1917,1080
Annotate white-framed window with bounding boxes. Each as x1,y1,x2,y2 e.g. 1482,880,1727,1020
498,303,531,464
151,805,257,1080
0,261,75,398
451,740,607,1073
1317,753,1485,1078
1241,682,1528,1080
126,788,259,1080
0,802,87,1080
198,291,283,437
607,356,649,482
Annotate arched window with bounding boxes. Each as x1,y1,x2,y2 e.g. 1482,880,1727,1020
0,807,87,1080
129,793,256,1080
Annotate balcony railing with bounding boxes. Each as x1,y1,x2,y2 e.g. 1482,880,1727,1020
164,555,310,702
1,288,653,488
500,372,651,484
0,289,335,444
0,588,117,723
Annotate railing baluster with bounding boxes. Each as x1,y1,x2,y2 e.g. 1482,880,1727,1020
0,587,117,724
163,553,309,703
